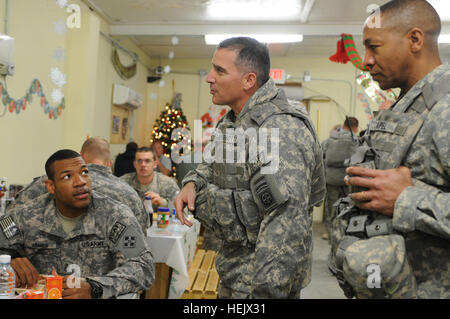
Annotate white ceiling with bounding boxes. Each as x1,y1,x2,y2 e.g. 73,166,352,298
82,0,450,60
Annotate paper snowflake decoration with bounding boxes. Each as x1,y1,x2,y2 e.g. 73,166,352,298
159,80,166,88
56,0,68,8
53,19,67,35
50,67,67,88
164,65,171,74
168,51,175,60
51,88,64,104
53,46,66,62
171,36,179,46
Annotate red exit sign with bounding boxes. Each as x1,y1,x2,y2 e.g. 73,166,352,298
269,69,286,84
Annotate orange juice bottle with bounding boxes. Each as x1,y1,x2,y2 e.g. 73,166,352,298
45,276,62,299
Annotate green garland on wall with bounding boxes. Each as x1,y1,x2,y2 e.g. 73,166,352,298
0,79,65,120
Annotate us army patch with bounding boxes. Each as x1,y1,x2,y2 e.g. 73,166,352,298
80,240,106,248
0,216,19,239
109,222,126,244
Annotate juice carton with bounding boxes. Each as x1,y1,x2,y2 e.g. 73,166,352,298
23,290,44,299
45,276,62,299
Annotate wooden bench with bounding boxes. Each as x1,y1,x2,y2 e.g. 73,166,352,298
182,249,220,299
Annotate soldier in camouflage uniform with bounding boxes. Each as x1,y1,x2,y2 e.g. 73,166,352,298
321,117,359,272
336,0,449,299
0,149,154,298
8,137,149,233
120,147,180,211
175,37,326,299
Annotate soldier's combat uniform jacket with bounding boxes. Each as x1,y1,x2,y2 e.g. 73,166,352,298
7,164,149,233
337,64,450,298
322,130,358,271
0,191,155,298
182,78,326,298
120,171,180,210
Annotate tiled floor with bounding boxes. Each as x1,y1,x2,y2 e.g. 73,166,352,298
301,222,347,299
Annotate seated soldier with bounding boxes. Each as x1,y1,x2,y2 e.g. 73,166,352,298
120,147,179,211
0,149,155,299
8,137,149,232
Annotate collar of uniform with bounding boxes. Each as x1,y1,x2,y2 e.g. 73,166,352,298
237,78,279,121
393,64,449,113
65,192,99,239
87,163,112,176
42,197,69,238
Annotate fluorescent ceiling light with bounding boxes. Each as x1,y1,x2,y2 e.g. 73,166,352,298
205,34,304,45
207,0,301,19
438,34,450,44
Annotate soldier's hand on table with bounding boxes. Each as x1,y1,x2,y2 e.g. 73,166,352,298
174,182,196,227
11,257,39,288
345,166,413,216
144,191,163,206
62,278,93,299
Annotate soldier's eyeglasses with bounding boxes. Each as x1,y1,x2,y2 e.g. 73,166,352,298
136,159,152,165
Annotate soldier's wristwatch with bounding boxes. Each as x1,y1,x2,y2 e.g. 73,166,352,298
86,278,103,299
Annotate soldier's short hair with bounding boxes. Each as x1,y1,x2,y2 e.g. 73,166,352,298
135,146,156,161
81,137,111,163
343,117,359,130
45,149,81,180
218,37,270,87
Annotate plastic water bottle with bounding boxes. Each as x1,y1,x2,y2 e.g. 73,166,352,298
0,255,15,299
172,209,181,225
144,196,154,226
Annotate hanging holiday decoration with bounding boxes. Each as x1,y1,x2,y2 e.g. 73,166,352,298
150,93,190,177
329,33,369,71
201,105,229,140
356,72,397,105
357,92,374,120
111,48,137,80
0,79,65,119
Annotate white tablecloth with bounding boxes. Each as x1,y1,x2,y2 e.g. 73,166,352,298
146,218,201,299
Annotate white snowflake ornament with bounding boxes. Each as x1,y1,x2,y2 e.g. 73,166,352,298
168,51,175,59
53,46,66,62
164,65,171,74
50,67,67,88
171,36,179,46
159,80,166,88
51,88,64,104
53,19,67,35
56,0,68,8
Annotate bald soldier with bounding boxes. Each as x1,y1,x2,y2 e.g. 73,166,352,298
9,137,150,233
0,149,154,298
335,0,449,299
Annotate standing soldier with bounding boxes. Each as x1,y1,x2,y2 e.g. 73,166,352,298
175,37,325,298
335,0,449,299
321,117,359,274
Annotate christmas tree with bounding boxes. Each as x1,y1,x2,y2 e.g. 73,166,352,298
150,93,190,177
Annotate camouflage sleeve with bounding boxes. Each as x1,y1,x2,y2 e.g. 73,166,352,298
393,98,450,239
6,175,47,212
159,176,180,204
181,162,213,191
394,186,450,239
250,116,317,298
0,208,26,258
87,206,155,298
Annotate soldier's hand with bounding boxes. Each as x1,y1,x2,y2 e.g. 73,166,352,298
11,257,39,288
345,166,413,216
174,182,196,227
62,278,93,299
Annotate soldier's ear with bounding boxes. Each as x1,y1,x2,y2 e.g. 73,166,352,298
45,179,55,195
242,72,257,91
